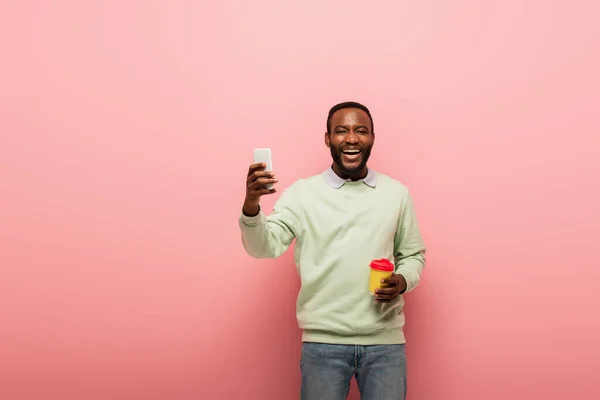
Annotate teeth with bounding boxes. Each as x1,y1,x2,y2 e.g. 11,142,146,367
343,150,360,154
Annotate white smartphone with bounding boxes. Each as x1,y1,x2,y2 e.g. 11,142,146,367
253,148,273,189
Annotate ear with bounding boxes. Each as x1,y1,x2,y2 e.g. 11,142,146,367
324,131,331,147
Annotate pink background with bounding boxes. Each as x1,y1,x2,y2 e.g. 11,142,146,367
1,1,599,399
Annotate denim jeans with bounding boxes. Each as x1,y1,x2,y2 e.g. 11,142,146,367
300,342,407,400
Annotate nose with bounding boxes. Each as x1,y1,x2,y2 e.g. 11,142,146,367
345,131,359,144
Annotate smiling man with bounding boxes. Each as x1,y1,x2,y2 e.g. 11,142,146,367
239,101,426,400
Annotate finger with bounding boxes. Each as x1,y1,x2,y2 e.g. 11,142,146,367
380,277,398,286
249,179,278,190
247,170,275,183
374,292,396,300
255,177,278,185
248,162,266,175
374,285,399,300
374,293,397,302
250,188,277,196
375,287,397,296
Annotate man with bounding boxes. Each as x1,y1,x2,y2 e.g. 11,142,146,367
239,101,426,400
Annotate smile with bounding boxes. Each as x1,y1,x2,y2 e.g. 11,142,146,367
341,148,362,161
341,149,361,155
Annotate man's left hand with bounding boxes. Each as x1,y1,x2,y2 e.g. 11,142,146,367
374,273,407,303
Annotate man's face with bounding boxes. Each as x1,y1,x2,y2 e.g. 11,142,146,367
325,108,374,179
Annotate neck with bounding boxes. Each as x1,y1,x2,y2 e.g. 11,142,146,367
332,164,368,181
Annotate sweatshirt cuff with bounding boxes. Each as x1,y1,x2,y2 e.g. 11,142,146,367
395,266,419,293
240,211,263,227
396,270,414,293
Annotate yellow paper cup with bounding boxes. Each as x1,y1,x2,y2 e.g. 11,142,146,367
368,259,394,295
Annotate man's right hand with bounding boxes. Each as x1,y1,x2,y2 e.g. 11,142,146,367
243,162,278,216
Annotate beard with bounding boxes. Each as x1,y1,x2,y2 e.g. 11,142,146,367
330,144,373,179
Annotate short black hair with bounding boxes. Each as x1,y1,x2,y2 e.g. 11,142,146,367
326,101,374,134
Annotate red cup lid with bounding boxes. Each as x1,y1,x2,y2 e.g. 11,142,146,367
369,259,394,272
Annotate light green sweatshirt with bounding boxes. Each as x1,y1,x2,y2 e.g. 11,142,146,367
238,168,426,345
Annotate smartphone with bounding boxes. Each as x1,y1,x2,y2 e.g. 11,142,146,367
253,148,273,189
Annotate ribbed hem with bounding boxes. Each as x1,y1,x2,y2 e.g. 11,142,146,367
302,329,405,345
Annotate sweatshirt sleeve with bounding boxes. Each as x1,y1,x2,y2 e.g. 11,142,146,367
238,185,300,259
394,191,426,293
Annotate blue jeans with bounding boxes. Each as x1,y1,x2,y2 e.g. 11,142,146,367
300,342,407,400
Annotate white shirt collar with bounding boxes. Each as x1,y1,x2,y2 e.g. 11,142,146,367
322,166,377,189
